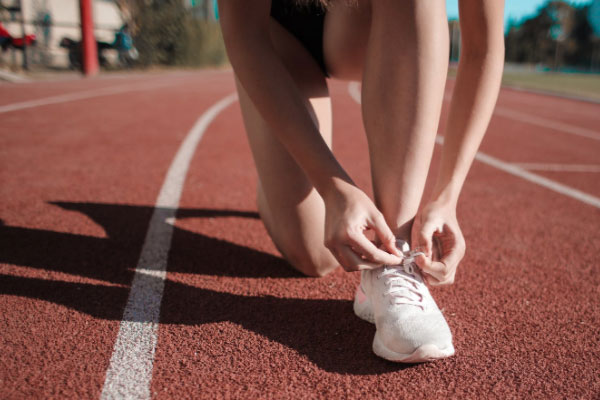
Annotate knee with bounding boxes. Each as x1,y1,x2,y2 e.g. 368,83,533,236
284,245,339,278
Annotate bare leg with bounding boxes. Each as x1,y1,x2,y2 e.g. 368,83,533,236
361,0,449,241
235,20,338,277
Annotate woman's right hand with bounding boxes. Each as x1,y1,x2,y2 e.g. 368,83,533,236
323,180,403,272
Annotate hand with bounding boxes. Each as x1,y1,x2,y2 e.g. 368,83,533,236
323,181,403,272
411,201,466,286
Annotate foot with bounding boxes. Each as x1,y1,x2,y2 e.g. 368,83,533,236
353,240,454,362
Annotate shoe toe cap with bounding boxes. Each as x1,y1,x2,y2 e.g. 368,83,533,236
378,312,453,354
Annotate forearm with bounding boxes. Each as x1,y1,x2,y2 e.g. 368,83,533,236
432,47,504,207
220,7,352,196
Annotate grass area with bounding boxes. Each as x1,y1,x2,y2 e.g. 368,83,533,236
502,71,600,101
449,65,600,101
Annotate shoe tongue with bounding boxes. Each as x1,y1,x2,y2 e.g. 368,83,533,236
385,264,422,282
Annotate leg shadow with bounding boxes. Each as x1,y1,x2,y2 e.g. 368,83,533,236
159,280,414,375
0,202,299,282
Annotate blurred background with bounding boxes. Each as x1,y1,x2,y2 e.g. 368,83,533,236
0,0,599,98
0,0,226,72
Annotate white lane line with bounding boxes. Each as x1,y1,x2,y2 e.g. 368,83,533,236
407,82,600,142
493,106,600,142
435,137,600,209
0,80,176,114
348,82,600,209
100,93,237,400
513,163,600,173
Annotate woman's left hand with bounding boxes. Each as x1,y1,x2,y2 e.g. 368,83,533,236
411,201,466,286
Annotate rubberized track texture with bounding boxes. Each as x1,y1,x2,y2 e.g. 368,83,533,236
1,70,599,399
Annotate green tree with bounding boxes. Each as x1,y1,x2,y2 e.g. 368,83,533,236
505,1,595,69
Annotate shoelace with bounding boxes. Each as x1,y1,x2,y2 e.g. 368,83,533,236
377,250,425,308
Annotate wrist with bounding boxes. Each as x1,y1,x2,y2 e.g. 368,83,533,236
320,176,357,204
430,183,460,210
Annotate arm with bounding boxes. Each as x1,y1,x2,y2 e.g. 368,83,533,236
413,0,505,285
219,0,402,269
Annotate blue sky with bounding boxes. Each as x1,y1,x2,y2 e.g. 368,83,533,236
446,0,593,28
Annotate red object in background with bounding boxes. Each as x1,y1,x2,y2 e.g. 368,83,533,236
79,0,98,76
10,34,36,48
0,22,10,39
0,21,36,51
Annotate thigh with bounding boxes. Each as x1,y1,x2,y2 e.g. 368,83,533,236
235,19,337,276
323,0,371,81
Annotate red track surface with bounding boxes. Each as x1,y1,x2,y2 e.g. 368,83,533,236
1,70,599,399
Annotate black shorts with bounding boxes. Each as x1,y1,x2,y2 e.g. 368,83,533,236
270,0,328,76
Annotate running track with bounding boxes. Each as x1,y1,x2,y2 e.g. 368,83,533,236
1,70,599,399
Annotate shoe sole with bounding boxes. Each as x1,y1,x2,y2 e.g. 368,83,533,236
373,333,455,363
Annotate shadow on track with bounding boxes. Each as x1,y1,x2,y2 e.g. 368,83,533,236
0,202,413,374
1,202,299,281
0,273,412,374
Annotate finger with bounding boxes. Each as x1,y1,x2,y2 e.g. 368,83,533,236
415,253,444,274
336,245,379,272
418,250,456,286
427,275,445,287
417,220,438,258
347,231,403,266
422,269,456,287
422,271,440,286
369,214,402,257
428,270,455,286
440,240,465,271
414,253,430,270
415,254,446,284
420,259,447,282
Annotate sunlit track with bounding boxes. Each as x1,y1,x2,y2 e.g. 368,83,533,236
100,93,237,399
494,106,600,141
347,81,600,209
2,72,599,399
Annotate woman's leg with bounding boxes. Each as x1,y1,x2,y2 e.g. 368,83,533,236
325,0,449,243
235,19,338,277
361,0,449,241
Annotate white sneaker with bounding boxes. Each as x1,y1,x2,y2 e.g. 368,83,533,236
353,240,455,362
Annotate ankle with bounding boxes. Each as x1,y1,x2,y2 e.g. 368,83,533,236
392,219,414,245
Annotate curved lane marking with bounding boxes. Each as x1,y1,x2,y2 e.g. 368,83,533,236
493,106,600,142
100,93,237,400
347,82,600,209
